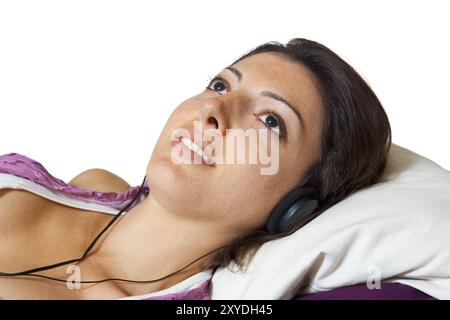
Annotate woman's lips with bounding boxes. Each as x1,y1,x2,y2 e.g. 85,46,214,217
171,137,216,167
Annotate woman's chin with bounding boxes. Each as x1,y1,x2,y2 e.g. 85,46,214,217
147,156,215,193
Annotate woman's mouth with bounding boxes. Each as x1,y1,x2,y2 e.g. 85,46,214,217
172,137,216,167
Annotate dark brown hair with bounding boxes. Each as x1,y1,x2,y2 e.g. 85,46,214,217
205,38,392,272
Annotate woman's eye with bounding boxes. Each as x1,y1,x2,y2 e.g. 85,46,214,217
207,77,227,93
257,113,281,135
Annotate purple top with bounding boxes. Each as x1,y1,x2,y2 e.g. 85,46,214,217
0,152,150,210
143,277,212,300
0,152,436,300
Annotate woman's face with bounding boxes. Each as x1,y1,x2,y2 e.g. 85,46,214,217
147,52,323,234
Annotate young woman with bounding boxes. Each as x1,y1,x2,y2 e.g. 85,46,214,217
0,38,391,299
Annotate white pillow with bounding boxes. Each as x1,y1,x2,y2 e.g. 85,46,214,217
210,143,450,300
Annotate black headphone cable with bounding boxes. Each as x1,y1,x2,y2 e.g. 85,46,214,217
0,175,228,285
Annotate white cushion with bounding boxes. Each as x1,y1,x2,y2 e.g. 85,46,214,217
210,143,450,299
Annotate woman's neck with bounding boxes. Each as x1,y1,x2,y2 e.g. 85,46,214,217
83,194,241,297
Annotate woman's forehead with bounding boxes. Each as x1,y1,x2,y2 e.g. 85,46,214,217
228,52,322,121
231,52,306,79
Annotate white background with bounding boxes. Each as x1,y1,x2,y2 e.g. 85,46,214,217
1,0,449,185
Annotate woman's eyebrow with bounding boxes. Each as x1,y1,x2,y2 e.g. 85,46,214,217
224,66,305,132
225,66,243,81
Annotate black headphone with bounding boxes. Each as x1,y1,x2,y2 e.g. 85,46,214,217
266,186,319,234
0,175,320,285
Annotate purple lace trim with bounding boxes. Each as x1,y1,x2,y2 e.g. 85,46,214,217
0,152,149,210
142,278,211,300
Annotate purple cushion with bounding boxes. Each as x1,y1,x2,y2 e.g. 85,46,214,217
294,282,436,300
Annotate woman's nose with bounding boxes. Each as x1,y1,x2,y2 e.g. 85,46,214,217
199,98,228,136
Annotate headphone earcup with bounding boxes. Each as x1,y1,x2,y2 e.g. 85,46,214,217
275,197,318,233
266,186,319,234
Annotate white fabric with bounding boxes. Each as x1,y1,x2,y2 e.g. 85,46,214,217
210,144,450,300
0,173,123,215
119,269,213,300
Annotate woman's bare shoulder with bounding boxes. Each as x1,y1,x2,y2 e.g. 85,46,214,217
68,168,131,193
